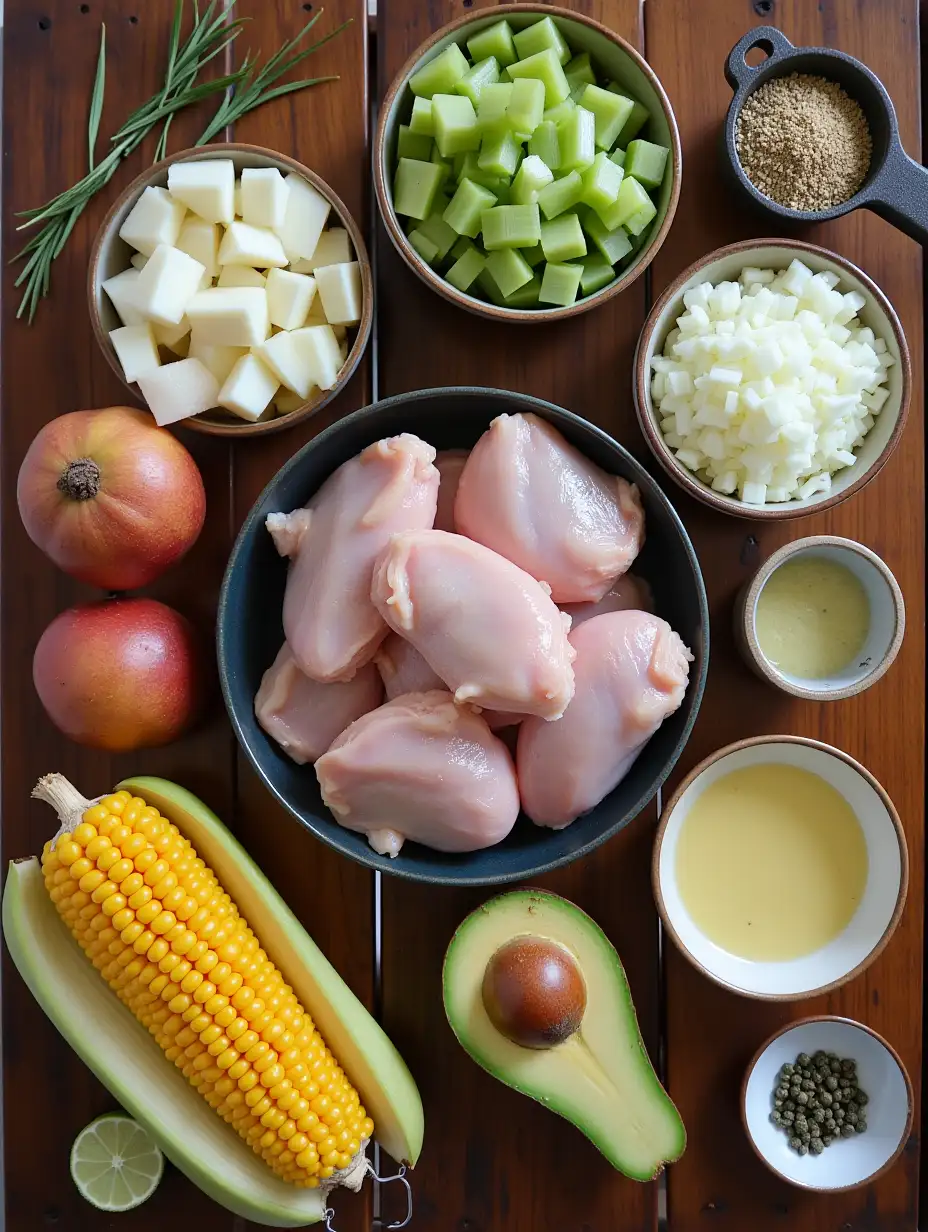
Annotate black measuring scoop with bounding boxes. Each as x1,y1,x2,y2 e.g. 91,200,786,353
721,25,928,245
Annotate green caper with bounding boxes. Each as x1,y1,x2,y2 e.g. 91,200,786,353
781,1111,795,1125
771,1111,783,1126
796,1091,809,1106
775,1086,789,1100
825,1075,838,1091
812,1108,826,1124
784,1100,796,1112
798,1143,809,1156
821,1092,833,1107
823,1135,835,1147
809,1123,821,1138
810,1138,824,1155
797,1053,812,1068
857,1091,869,1107
841,1123,855,1138
856,1119,867,1134
846,1112,858,1126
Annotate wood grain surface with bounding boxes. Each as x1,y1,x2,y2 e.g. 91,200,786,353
1,0,924,1230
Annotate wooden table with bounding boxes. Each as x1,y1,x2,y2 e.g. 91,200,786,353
1,0,923,1229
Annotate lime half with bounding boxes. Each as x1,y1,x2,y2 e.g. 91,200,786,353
70,1114,164,1212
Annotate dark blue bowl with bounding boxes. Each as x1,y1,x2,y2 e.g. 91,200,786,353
217,387,709,886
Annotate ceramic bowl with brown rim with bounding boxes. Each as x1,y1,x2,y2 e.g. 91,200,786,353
373,5,681,322
633,239,910,518
653,736,908,1000
742,1016,913,1191
734,535,906,701
88,144,373,437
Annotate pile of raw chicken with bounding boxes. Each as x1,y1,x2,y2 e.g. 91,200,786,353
256,412,693,858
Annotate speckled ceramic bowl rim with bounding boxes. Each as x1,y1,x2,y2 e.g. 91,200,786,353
217,385,710,884
373,4,682,324
88,142,373,438
741,1014,914,1192
737,535,906,701
633,238,911,519
652,735,909,999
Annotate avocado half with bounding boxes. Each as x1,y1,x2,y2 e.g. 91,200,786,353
442,889,685,1180
3,776,424,1227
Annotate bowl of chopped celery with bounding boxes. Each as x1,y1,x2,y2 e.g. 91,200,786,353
374,5,680,320
633,239,910,518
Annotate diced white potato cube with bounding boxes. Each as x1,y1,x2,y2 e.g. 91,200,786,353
135,244,207,326
740,480,767,505
313,262,362,326
109,323,161,384
102,268,147,326
218,353,280,422
118,186,186,256
167,159,236,224
152,317,191,355
218,221,288,269
266,268,316,331
254,330,316,398
137,357,220,427
240,167,290,230
188,330,248,384
275,173,331,261
274,388,306,416
217,265,267,289
130,252,149,271
298,324,343,390
175,217,221,284
234,182,243,217
291,228,353,273
185,287,270,347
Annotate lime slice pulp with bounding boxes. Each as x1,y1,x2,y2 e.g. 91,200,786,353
70,1113,164,1212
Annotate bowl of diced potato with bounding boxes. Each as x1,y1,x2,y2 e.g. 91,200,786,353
89,144,372,436
374,4,680,320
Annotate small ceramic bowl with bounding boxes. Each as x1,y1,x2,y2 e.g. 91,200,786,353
633,238,910,519
653,736,908,1000
89,143,373,437
743,1016,913,1191
734,535,905,701
374,4,681,323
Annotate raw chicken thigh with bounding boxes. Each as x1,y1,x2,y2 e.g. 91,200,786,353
371,529,576,721
434,449,469,533
518,611,692,828
255,643,383,765
455,413,646,603
267,435,439,683
561,572,654,630
315,691,520,856
374,632,446,700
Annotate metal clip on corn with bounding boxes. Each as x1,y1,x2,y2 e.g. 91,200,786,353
324,1164,413,1231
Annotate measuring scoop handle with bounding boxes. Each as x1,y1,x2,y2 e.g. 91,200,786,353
868,149,928,246
724,26,797,93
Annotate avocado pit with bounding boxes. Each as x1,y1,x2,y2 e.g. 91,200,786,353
481,935,586,1049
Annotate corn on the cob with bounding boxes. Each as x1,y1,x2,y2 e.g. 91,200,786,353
40,787,373,1188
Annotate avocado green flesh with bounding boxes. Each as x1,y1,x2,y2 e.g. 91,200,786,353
119,777,424,1170
443,889,685,1180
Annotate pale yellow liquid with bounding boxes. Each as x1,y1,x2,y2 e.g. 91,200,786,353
755,556,870,679
676,764,869,961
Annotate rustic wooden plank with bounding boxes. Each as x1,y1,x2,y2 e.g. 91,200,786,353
1,2,237,1227
375,3,662,1230
644,1,925,1229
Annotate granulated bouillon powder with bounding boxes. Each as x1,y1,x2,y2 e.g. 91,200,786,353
735,72,872,212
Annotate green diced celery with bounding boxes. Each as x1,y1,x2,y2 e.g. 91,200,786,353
540,212,586,263
466,19,517,69
513,16,570,65
447,245,487,291
521,242,545,268
485,247,533,297
564,52,596,92
432,94,481,157
394,157,444,220
581,151,624,215
456,57,501,107
476,83,514,136
558,107,596,172
609,146,626,168
456,151,502,190
580,84,635,150
410,44,470,98
499,67,512,83
417,211,458,259
537,170,583,219
507,77,546,138
478,129,521,179
583,210,633,264
408,228,440,264
511,154,554,205
450,235,475,261
493,182,512,205
430,144,452,188
508,48,570,108
504,274,542,308
443,177,499,237
624,138,669,189
577,252,615,295
543,98,576,126
397,124,433,161
409,97,434,137
528,121,561,171
475,265,508,306
598,174,652,229
624,197,657,236
539,261,582,306
481,203,541,250
615,98,650,146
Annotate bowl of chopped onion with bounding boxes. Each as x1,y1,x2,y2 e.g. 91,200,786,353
633,239,910,518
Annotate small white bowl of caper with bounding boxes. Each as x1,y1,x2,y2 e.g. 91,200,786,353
742,1016,913,1191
